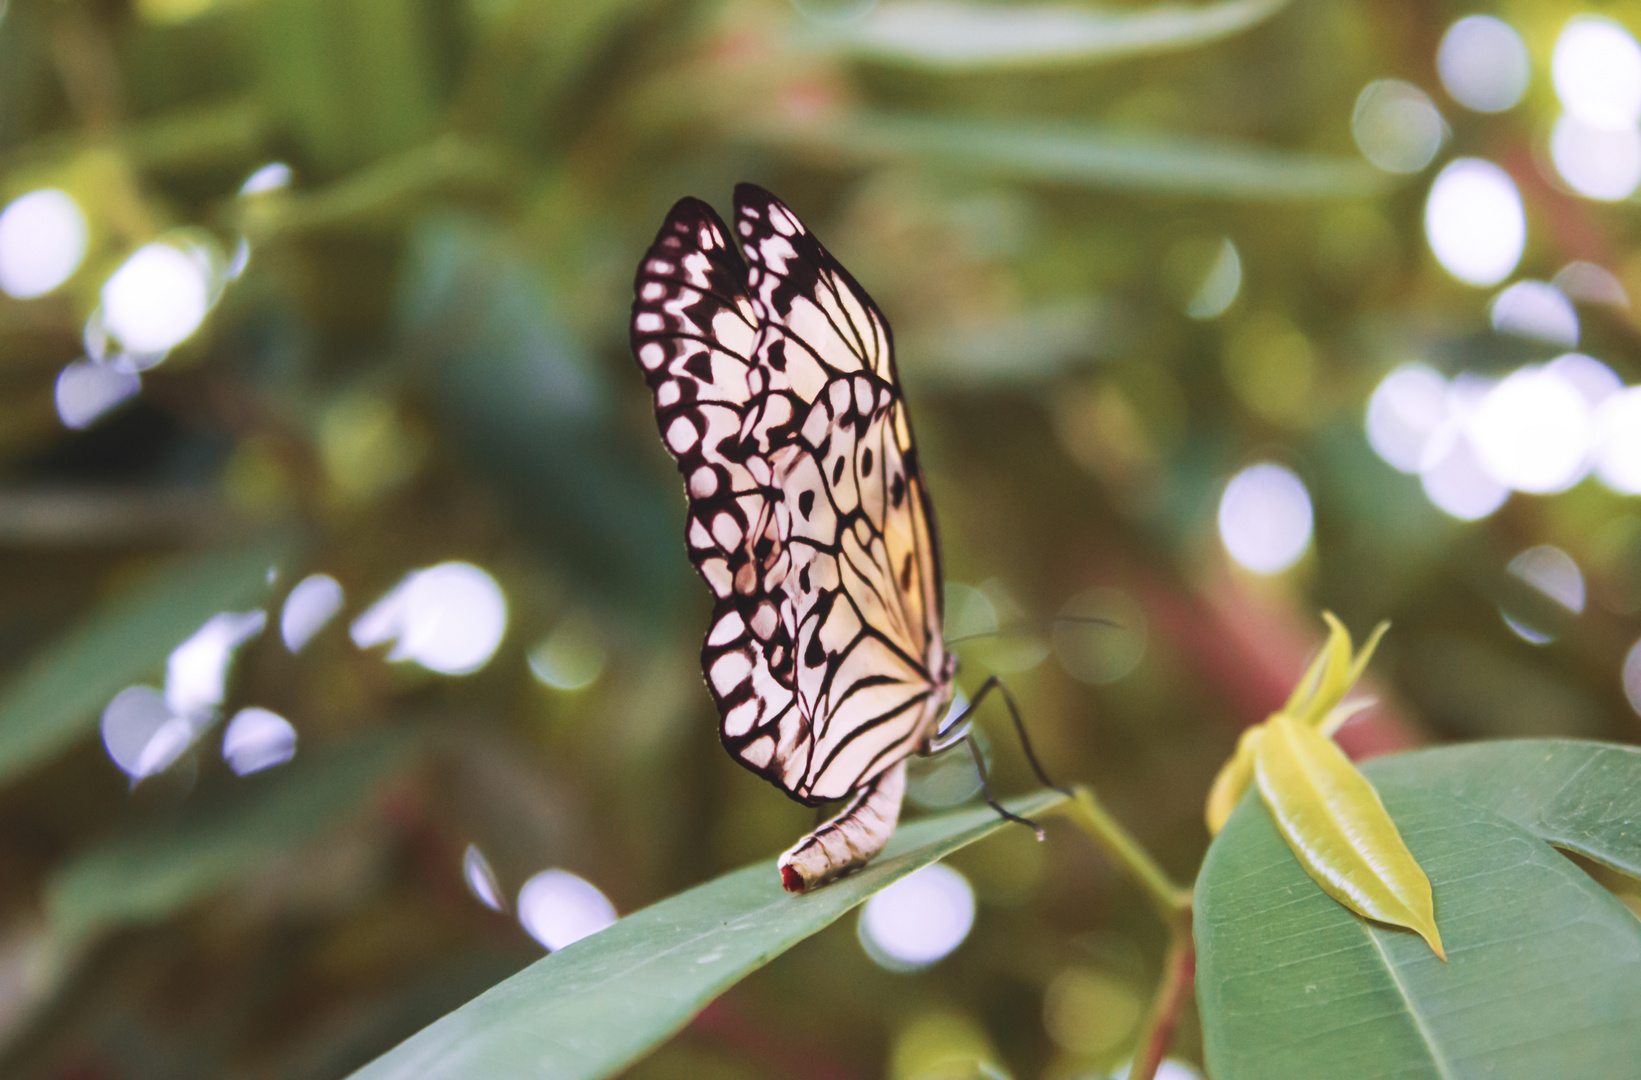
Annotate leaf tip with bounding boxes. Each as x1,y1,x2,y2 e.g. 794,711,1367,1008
1420,923,1447,962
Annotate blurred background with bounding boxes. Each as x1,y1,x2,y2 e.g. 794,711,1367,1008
0,0,1639,1076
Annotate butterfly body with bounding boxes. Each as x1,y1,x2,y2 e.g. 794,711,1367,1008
632,185,953,890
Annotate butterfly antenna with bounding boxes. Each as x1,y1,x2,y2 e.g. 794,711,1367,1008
945,613,1120,647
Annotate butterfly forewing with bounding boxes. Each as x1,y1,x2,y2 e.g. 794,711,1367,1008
632,186,950,807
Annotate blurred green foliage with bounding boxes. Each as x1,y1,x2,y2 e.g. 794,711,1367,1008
0,0,1637,1077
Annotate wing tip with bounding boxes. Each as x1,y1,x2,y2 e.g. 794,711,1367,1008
651,195,733,249
733,181,777,203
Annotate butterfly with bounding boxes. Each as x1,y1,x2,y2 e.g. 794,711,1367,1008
630,184,961,892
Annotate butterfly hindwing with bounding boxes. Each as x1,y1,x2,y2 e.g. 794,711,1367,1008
633,198,811,792
632,187,950,807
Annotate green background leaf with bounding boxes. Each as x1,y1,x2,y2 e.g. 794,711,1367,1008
748,114,1392,199
0,537,294,789
1370,739,1641,878
46,733,414,947
348,790,1066,1080
1196,741,1641,1080
812,0,1292,70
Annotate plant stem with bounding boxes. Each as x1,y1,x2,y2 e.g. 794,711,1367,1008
1128,925,1196,1080
1054,785,1192,920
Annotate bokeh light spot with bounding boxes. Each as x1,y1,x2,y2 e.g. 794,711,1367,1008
132,716,198,779
889,1011,1002,1080
1217,463,1313,575
1502,545,1586,644
859,863,975,971
1365,364,1449,474
1115,1062,1205,1080
1044,965,1145,1056
1546,352,1622,408
101,686,176,779
1551,115,1641,201
1624,638,1641,717
1424,159,1525,287
1222,313,1316,426
943,583,998,642
1352,79,1445,174
1595,387,1641,494
463,844,508,913
528,620,608,690
1506,546,1583,622
351,562,508,675
221,707,297,775
55,359,140,430
1553,16,1641,130
319,393,426,502
166,610,266,718
907,713,986,810
101,242,211,353
239,161,292,196
1467,366,1592,494
1419,432,1509,520
517,869,617,951
1554,261,1629,308
0,189,88,299
1185,237,1241,320
1053,588,1147,685
281,573,344,652
1438,16,1530,113
1490,281,1579,346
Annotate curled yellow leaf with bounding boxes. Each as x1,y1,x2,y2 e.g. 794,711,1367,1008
1205,726,1262,835
1204,614,1391,833
1252,714,1444,959
1284,612,1354,725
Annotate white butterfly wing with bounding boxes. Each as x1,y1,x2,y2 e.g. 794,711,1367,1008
631,187,950,807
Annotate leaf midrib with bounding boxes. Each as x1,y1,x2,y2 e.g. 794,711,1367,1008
1359,919,1455,1080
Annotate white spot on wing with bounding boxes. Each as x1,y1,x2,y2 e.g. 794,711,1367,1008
711,650,752,695
712,512,744,549
724,699,759,736
701,558,732,596
743,736,776,767
667,416,698,452
709,612,745,646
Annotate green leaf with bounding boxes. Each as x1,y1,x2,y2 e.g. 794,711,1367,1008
1197,741,1641,1080
748,113,1391,200
254,0,439,173
395,216,685,621
1252,716,1442,957
1361,738,1641,878
0,536,294,789
46,733,414,947
812,0,1291,70
347,790,1067,1080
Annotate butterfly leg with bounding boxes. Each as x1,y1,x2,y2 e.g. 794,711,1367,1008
964,734,1046,840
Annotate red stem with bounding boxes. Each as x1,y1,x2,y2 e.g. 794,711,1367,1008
1129,930,1196,1080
